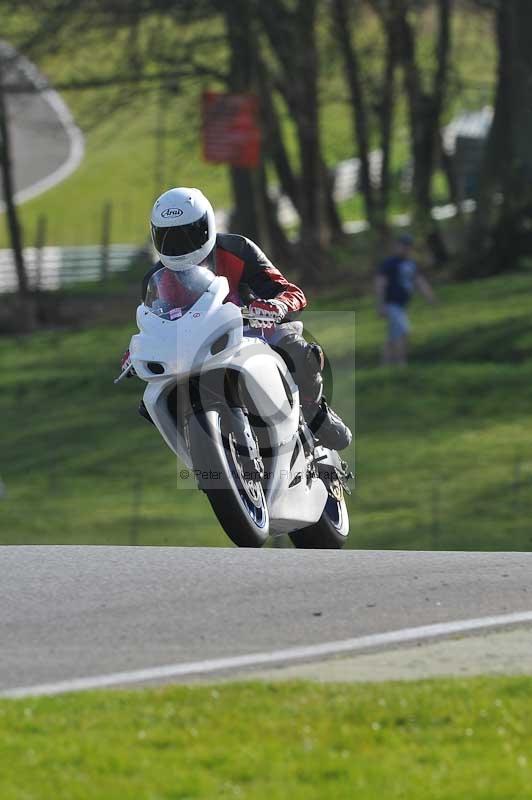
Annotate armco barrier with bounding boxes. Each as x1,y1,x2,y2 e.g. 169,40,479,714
0,244,140,293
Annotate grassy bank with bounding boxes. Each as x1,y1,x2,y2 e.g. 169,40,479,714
1,271,532,549
2,676,532,799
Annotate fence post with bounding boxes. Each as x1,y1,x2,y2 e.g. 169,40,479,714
100,202,112,283
34,214,47,291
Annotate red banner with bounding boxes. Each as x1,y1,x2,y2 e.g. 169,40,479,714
202,91,261,168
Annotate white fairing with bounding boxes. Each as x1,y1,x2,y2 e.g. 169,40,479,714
129,274,327,535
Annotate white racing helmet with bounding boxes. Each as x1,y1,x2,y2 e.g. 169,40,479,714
150,187,216,271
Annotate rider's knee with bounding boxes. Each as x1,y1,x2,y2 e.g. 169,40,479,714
278,336,322,375
275,335,323,403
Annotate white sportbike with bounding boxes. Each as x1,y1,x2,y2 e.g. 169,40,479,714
116,265,352,548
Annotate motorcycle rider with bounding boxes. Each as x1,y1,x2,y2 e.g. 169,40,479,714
122,187,352,451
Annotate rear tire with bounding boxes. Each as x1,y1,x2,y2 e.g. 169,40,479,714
188,409,269,548
289,495,349,549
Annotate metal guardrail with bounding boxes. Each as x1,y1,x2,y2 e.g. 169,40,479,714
0,243,140,293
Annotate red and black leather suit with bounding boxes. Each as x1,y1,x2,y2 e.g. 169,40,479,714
143,233,323,404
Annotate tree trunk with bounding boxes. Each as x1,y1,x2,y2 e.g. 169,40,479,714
257,162,294,266
492,0,532,270
321,158,344,241
332,0,376,226
228,168,263,243
292,0,325,255
223,0,266,243
0,60,30,303
256,56,300,214
462,0,532,276
271,70,343,243
377,21,397,229
258,0,331,281
392,0,452,236
462,64,505,274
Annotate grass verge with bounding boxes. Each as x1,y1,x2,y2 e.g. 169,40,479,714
2,271,532,549
2,676,532,799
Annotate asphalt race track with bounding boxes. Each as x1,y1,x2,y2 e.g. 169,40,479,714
0,43,84,206
1,546,532,697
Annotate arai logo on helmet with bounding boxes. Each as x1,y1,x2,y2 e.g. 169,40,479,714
161,207,184,219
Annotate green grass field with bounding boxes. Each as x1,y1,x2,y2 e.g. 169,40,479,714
2,676,532,799
1,270,532,549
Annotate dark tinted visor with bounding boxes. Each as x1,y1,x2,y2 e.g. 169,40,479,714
151,212,210,257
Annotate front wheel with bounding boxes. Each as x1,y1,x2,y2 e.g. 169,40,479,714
289,494,349,549
188,409,269,548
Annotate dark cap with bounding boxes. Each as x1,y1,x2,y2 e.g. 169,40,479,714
397,233,414,247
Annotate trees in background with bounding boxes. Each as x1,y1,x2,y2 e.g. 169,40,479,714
389,0,452,233
222,0,295,264
333,0,454,259
257,0,344,281
463,0,532,276
3,0,529,284
333,0,377,229
222,0,263,243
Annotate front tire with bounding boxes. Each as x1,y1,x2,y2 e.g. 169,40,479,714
188,409,269,548
289,494,349,549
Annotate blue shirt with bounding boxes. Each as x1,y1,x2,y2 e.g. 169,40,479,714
378,256,417,307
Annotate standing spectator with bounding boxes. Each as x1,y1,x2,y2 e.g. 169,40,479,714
375,233,436,366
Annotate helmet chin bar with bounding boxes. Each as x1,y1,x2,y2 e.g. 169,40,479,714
159,242,215,272
159,254,195,272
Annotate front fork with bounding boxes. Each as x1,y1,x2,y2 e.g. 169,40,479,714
225,406,265,480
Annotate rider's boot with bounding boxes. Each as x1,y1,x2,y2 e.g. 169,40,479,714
277,335,352,452
302,396,352,451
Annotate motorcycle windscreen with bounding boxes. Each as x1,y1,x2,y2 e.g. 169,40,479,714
145,266,214,320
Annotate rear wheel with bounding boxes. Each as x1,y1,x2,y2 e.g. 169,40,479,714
188,409,269,548
289,494,349,549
